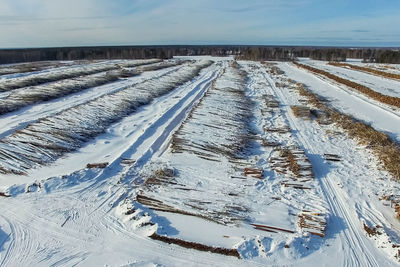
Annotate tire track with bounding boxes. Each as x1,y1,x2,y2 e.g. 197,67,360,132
281,62,400,143
263,70,382,267
26,63,222,219
290,63,400,119
89,63,222,212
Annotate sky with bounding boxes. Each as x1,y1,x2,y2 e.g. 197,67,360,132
0,0,399,48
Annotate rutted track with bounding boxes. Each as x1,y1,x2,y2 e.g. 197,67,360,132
74,62,223,214
0,62,227,267
263,68,387,266
0,58,399,266
279,62,400,143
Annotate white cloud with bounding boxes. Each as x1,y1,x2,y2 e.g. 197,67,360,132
0,0,398,47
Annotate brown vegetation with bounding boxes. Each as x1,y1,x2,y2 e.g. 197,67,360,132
294,61,400,108
379,194,400,219
328,62,400,81
363,223,382,237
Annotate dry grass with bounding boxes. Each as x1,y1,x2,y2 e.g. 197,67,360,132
294,61,400,108
149,233,240,258
363,223,382,237
328,62,400,81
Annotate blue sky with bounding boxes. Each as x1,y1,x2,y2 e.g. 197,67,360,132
0,0,399,48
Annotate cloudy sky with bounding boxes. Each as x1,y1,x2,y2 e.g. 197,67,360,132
0,0,399,48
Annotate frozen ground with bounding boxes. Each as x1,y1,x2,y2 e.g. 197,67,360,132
281,61,400,143
0,57,400,266
299,58,400,98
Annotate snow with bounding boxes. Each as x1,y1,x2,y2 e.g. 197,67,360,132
278,62,400,143
0,57,400,266
299,58,400,98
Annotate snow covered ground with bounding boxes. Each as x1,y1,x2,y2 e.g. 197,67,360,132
299,58,400,98
281,61,400,143
0,57,400,266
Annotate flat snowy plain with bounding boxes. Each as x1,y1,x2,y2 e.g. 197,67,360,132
0,56,400,266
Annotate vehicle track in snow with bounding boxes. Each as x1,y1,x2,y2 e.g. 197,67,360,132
74,62,223,212
291,63,400,118
0,62,223,266
263,70,386,267
280,62,400,143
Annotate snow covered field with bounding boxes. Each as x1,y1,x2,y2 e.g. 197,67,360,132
299,58,400,98
1,57,400,266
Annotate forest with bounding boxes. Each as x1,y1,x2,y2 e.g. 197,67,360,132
0,45,399,64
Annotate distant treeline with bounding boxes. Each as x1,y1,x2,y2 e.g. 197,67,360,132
0,45,399,64
237,47,400,63
295,48,400,63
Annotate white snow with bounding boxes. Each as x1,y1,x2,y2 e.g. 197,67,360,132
278,62,400,143
0,57,399,266
299,58,400,98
